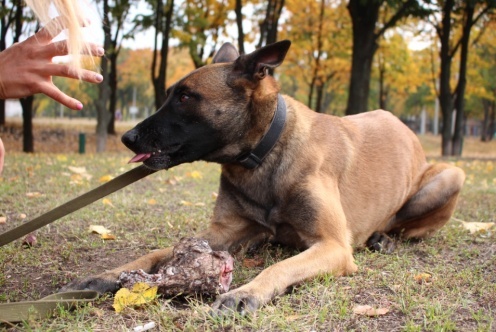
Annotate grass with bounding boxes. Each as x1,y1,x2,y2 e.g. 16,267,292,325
0,122,495,331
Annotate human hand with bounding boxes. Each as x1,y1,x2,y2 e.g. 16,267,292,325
0,18,104,110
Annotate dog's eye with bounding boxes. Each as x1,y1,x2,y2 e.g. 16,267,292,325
179,94,190,103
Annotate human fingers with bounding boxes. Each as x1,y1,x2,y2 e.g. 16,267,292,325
34,17,67,43
39,40,104,58
48,63,103,83
39,82,83,110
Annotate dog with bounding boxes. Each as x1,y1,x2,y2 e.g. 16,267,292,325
63,40,465,314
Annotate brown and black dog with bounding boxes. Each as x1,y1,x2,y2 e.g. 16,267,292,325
63,40,465,314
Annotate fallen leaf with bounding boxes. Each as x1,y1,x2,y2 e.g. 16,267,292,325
0,216,6,224
458,220,495,234
180,200,193,206
414,272,432,284
147,198,157,205
101,233,116,240
99,174,114,183
67,166,92,181
186,171,203,179
19,213,27,219
113,282,158,313
67,166,87,174
89,225,112,235
102,198,115,207
26,192,42,198
212,192,218,199
353,305,389,317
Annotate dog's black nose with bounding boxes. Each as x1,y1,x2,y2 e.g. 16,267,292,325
121,129,139,147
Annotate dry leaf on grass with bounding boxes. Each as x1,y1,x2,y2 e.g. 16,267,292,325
414,272,432,284
99,174,114,183
0,216,6,224
353,304,389,317
147,198,157,205
26,192,42,198
455,218,495,234
89,225,116,240
186,171,203,179
113,282,157,313
102,198,115,207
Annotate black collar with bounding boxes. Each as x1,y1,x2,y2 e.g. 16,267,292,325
237,94,287,169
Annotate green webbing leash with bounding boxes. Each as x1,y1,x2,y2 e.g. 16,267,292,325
0,291,99,323
0,164,156,247
0,164,156,322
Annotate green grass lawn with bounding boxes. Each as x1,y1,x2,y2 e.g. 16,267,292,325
0,132,495,331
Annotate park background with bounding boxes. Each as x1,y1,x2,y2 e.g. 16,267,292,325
1,1,496,331
0,0,495,157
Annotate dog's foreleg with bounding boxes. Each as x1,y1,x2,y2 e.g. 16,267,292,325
61,213,267,293
60,247,175,293
211,239,357,315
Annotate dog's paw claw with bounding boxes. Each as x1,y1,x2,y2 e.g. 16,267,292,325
59,276,120,294
211,292,260,316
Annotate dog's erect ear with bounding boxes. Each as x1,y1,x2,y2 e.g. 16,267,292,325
234,40,291,81
213,43,240,64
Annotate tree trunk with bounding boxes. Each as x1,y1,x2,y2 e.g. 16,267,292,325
452,3,475,156
95,0,112,152
107,51,118,135
438,0,455,156
257,0,284,76
20,96,34,152
257,0,285,48
481,99,495,142
152,0,174,110
345,0,381,115
315,84,324,113
234,0,245,55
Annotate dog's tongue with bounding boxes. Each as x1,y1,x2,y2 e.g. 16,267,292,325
128,153,152,163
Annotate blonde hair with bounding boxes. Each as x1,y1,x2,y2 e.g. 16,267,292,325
25,0,93,76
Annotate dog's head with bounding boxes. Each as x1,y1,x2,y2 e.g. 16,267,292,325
122,40,291,170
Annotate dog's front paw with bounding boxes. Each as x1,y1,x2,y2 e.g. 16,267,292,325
59,274,120,294
211,290,260,316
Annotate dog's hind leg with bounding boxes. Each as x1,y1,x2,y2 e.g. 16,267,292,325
366,231,396,254
386,163,465,239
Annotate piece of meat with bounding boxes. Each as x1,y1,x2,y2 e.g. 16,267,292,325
119,238,234,297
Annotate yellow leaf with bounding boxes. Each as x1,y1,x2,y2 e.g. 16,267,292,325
101,233,116,240
26,192,42,198
99,175,114,183
414,273,432,284
113,283,158,313
68,166,87,174
102,198,114,207
89,225,111,235
457,219,495,234
147,198,157,205
56,155,68,162
186,171,203,179
353,305,389,316
180,200,193,206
